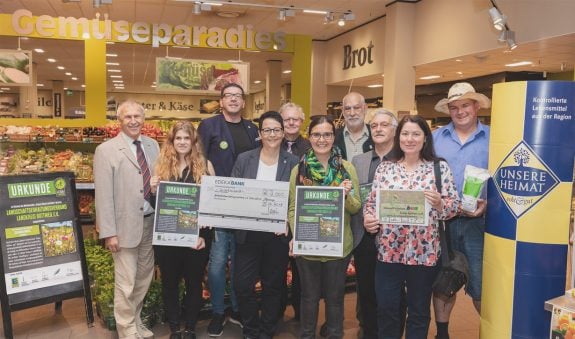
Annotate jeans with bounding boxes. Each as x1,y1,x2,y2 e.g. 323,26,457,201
448,216,485,300
353,233,379,339
234,233,289,338
296,255,351,339
375,261,439,339
208,229,238,315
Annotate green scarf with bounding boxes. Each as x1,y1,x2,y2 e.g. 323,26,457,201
297,146,350,186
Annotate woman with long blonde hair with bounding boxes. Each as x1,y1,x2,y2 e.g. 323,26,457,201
151,121,215,339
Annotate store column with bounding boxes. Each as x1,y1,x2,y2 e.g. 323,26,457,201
382,1,416,115
266,60,282,111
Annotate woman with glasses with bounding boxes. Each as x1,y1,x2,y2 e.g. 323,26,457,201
288,115,361,339
231,111,299,339
363,115,459,338
150,121,215,339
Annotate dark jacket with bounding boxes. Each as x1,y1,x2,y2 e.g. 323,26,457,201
198,114,260,177
334,125,374,160
231,147,299,244
281,134,311,158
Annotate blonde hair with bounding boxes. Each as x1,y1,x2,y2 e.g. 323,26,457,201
155,121,207,183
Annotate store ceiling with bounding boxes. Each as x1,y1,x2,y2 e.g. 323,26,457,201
0,0,574,96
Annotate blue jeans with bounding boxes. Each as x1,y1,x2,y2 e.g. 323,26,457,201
448,216,485,300
375,261,439,339
208,229,238,315
296,255,351,339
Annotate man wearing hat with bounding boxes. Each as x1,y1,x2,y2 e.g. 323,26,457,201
431,82,491,339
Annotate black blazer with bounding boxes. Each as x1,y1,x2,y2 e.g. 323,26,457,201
230,147,299,244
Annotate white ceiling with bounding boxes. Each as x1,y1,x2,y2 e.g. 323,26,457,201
0,0,574,96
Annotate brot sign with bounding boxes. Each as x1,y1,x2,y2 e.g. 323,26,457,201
343,41,374,70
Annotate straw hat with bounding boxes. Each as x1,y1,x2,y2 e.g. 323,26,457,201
434,82,491,114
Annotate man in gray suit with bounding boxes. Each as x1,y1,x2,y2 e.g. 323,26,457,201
94,100,160,339
351,108,397,339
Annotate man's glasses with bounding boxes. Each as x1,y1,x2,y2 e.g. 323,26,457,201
370,122,394,130
261,128,284,136
222,93,244,99
309,132,334,141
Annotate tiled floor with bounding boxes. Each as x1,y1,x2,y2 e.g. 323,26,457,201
1,289,479,338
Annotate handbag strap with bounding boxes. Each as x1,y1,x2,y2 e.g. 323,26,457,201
434,160,453,265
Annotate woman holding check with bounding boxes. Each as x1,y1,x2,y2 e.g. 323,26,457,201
288,115,361,339
363,115,459,339
230,110,298,339
150,121,215,339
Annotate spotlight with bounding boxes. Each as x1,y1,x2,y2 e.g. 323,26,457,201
343,12,355,21
323,12,334,24
506,30,517,50
278,9,286,21
497,30,508,42
489,7,506,30
192,3,201,14
337,17,345,27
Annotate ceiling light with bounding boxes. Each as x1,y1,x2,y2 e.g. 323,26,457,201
419,75,441,80
489,7,506,30
106,62,120,66
151,85,156,88
1,88,10,90
57,66,65,70
456,71,463,75
81,84,86,88
72,77,78,80
337,17,345,27
368,84,383,88
303,9,328,15
343,12,355,21
505,61,532,67
323,12,334,24
108,69,121,72
47,58,56,63
278,9,286,21
254,80,262,84
106,53,118,57
65,72,72,76
282,70,291,74
110,75,122,78
505,30,517,50
34,48,45,53
37,83,44,87
112,80,124,83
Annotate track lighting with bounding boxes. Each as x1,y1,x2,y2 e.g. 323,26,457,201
506,30,517,50
489,7,506,31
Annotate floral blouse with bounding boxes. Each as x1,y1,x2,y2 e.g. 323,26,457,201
363,160,459,266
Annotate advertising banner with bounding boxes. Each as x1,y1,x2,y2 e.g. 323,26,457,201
153,181,201,248
482,81,575,339
293,186,345,257
156,58,250,95
0,50,31,86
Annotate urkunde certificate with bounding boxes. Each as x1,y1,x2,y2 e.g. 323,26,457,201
197,176,289,233
376,189,430,226
153,181,201,247
293,186,345,257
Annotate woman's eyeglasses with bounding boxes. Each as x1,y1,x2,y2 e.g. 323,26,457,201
309,132,334,141
261,128,284,136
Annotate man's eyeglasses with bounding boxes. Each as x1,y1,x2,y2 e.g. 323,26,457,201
370,122,394,129
261,128,284,136
222,93,244,99
309,132,334,141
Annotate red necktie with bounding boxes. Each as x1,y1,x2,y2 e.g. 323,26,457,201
133,140,151,202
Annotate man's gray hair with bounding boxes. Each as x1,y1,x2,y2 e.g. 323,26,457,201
116,100,145,118
368,108,398,128
278,102,305,120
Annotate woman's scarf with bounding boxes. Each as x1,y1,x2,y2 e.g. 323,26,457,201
297,146,350,186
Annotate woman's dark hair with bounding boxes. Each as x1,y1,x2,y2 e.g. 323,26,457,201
308,115,335,135
389,115,438,162
259,111,284,130
220,83,245,97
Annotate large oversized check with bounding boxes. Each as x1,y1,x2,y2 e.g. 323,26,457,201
197,176,289,233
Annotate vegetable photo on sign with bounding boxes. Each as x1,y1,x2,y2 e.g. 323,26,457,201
0,50,32,85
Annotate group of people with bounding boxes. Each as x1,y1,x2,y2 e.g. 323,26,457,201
93,81,490,339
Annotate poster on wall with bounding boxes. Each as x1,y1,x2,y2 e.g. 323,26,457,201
156,58,250,95
0,50,32,86
153,181,201,248
0,172,88,306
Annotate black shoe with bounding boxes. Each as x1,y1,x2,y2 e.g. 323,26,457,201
170,331,182,339
435,335,450,339
319,322,328,337
229,311,243,328
182,330,196,339
208,313,226,337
